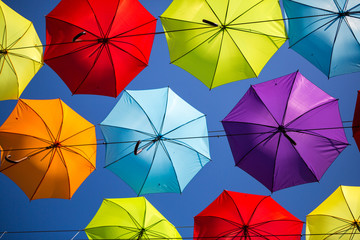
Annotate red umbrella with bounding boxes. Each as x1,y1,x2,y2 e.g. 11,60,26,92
194,190,303,240
353,91,360,151
44,0,156,97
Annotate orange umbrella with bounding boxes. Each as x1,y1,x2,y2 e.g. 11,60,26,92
0,99,96,200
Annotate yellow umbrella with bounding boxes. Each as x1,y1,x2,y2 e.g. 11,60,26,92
85,197,182,240
0,0,43,100
306,185,360,240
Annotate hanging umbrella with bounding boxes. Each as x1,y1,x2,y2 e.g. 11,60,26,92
222,71,349,192
283,0,360,78
85,197,182,240
194,190,303,240
44,0,156,97
0,0,43,101
306,185,360,240
100,87,211,195
0,99,96,200
353,90,360,151
160,0,287,89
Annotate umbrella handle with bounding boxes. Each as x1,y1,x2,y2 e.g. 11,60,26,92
4,154,29,164
202,19,218,27
134,140,157,155
283,132,297,146
72,31,86,42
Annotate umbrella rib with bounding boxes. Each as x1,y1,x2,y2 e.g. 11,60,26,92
104,0,121,38
0,7,6,48
111,18,157,39
340,186,358,222
103,148,135,168
234,131,278,166
100,124,156,139
60,146,96,169
342,16,360,49
60,125,95,144
286,1,339,14
246,196,269,225
29,148,57,200
103,43,117,97
327,15,343,77
281,70,298,126
252,86,280,126
162,115,206,137
72,43,105,95
221,121,277,129
285,98,339,127
126,91,159,136
108,40,148,66
348,3,360,11
288,16,338,49
209,30,224,89
270,131,282,192
43,41,99,62
7,51,43,65
226,26,288,39
224,190,247,225
56,147,72,199
160,16,218,30
249,227,280,240
308,214,355,224
162,139,211,162
137,141,162,195
158,140,182,193
0,132,53,148
7,23,32,49
227,0,265,26
3,56,19,93
56,99,64,144
84,0,105,37
204,0,223,25
196,215,243,228
46,16,100,38
158,88,169,135
20,100,57,142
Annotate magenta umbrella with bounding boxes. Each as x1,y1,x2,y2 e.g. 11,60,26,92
222,71,348,192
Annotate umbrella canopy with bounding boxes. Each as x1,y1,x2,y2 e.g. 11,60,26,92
85,197,182,240
0,99,96,200
100,87,211,195
222,71,349,192
306,185,360,240
283,0,360,78
353,90,360,151
194,190,303,240
160,0,287,89
0,0,43,101
44,0,156,97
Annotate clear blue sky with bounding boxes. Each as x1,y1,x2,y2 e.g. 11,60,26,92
0,0,360,239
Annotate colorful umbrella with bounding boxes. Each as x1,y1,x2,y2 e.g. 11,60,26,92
222,71,349,192
100,87,211,195
0,0,43,101
194,190,303,240
353,90,360,151
160,0,287,89
306,185,360,240
0,99,96,200
44,0,156,97
283,0,360,78
85,197,182,240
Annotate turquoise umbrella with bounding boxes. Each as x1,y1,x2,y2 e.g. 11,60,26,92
283,0,360,77
100,87,211,195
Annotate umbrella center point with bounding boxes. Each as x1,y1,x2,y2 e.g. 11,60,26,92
98,38,109,44
241,225,250,236
353,221,360,231
277,125,285,133
48,141,61,149
0,49,7,54
339,11,350,17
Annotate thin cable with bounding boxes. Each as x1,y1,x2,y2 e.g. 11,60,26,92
6,12,357,51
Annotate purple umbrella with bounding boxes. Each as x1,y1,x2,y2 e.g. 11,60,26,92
222,71,349,192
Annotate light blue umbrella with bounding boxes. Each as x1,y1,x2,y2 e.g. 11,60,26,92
100,87,211,195
283,0,360,77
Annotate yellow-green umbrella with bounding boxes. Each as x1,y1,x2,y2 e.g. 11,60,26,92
85,197,182,240
306,185,360,240
0,0,43,101
160,0,287,89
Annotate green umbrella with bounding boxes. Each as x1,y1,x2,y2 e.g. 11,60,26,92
85,197,182,240
160,0,287,89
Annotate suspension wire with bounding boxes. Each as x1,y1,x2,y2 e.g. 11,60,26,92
0,123,355,152
2,228,360,238
5,11,357,51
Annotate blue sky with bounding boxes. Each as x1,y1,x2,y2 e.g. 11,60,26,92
1,0,360,239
